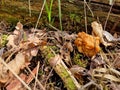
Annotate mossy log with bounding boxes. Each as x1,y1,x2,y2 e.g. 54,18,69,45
40,46,81,90
0,0,120,32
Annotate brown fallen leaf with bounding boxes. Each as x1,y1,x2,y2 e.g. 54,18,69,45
6,67,37,90
6,35,17,48
6,74,26,90
15,21,23,31
74,32,101,57
0,53,25,83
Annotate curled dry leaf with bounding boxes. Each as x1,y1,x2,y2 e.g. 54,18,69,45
15,21,23,31
30,48,38,56
7,22,24,48
74,32,101,57
6,35,18,48
103,31,120,42
91,21,113,46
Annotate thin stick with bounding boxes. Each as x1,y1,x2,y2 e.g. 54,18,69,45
48,24,60,31
80,80,102,90
34,61,40,90
0,57,31,90
6,48,18,63
103,0,115,31
85,2,94,17
28,0,31,17
84,0,88,33
26,66,45,90
35,0,46,29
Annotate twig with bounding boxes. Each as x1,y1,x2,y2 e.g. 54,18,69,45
28,0,31,17
80,80,102,90
6,48,19,63
103,0,115,31
109,67,120,76
35,0,46,29
34,61,40,90
84,0,88,33
85,1,94,17
48,24,60,31
26,66,46,90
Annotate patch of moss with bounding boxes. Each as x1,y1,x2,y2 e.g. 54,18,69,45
69,13,82,23
1,34,8,47
73,53,88,68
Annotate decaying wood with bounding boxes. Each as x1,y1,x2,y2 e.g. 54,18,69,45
41,46,81,90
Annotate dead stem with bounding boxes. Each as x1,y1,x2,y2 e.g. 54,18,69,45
84,0,88,33
103,0,115,31
33,61,40,90
26,66,46,90
28,0,31,17
35,0,46,30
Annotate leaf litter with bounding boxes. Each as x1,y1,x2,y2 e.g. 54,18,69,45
0,21,119,90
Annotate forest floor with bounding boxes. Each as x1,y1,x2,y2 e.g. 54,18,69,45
0,19,119,90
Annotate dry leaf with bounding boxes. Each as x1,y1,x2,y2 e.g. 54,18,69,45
7,35,17,48
60,41,73,65
15,22,23,31
6,67,37,90
8,53,25,75
6,74,26,90
74,32,101,57
7,22,24,48
91,21,112,46
0,53,25,83
30,48,38,56
103,31,120,42
0,61,9,83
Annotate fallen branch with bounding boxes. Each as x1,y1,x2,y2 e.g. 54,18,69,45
41,46,81,90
